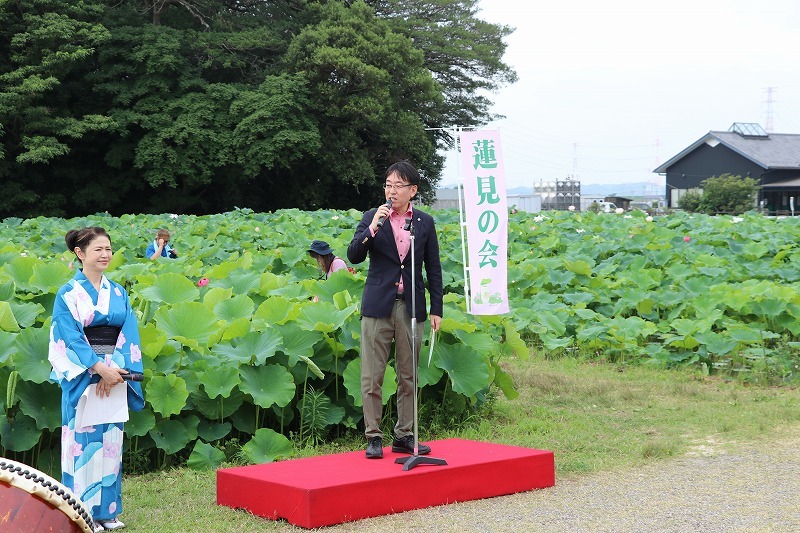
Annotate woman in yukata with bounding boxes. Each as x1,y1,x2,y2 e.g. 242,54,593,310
48,226,145,532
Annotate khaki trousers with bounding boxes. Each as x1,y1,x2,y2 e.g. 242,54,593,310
360,300,424,439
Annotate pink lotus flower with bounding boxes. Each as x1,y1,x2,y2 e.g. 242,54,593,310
683,236,691,242
197,277,210,287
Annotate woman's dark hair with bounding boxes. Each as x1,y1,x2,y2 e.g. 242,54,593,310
310,251,335,278
65,227,111,261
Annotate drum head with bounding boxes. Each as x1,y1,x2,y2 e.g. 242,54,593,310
0,458,93,532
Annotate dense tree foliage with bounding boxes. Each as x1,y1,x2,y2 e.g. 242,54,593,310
678,174,759,215
0,0,515,217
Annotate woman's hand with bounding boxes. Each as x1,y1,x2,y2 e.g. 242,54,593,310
92,363,127,398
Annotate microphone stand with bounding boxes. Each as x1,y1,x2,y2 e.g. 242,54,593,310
395,217,447,471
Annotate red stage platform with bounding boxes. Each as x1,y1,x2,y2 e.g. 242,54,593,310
216,438,555,529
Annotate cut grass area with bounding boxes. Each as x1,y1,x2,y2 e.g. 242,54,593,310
121,356,800,532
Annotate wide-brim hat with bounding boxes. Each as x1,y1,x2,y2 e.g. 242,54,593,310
308,240,333,256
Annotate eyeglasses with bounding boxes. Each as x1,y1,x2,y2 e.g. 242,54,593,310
384,183,413,191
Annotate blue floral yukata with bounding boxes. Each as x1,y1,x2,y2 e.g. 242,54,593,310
48,270,145,522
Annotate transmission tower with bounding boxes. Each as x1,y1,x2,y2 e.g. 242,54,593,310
763,87,777,132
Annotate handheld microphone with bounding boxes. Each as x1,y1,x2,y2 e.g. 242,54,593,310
122,372,144,382
376,199,393,228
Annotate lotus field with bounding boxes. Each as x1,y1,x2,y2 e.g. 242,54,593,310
1,208,800,474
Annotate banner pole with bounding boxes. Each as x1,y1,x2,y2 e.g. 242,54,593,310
455,127,471,314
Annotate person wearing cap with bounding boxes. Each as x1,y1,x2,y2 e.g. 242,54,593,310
308,240,347,279
347,160,443,460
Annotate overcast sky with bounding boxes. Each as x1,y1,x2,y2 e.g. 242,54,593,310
443,0,800,190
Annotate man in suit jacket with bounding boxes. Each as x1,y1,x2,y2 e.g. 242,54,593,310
348,160,443,459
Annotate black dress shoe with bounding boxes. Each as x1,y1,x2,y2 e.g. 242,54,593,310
391,434,431,455
365,436,383,459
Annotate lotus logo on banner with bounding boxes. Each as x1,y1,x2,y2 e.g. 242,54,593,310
460,129,509,315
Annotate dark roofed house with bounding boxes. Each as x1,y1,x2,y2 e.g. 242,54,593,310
654,123,800,213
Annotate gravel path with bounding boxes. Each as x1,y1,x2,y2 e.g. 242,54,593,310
321,432,800,532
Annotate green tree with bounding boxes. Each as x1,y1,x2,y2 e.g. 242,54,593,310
282,1,441,208
0,0,517,217
0,0,114,216
677,190,702,212
698,174,759,215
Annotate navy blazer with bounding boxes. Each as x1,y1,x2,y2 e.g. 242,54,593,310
348,206,443,322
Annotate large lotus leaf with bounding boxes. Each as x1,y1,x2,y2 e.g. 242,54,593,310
187,440,226,470
213,329,283,366
3,256,37,291
242,427,293,464
608,316,658,341
29,261,72,293
505,322,530,360
191,388,245,420
271,284,315,299
750,298,787,319
726,324,775,343
222,270,262,295
451,329,498,356
0,331,16,363
257,272,289,296
0,301,19,332
434,342,489,398
197,420,231,442
16,380,61,430
139,273,199,304
200,365,240,399
12,324,51,384
239,364,295,409
0,280,14,301
0,413,41,451
253,296,295,327
10,301,45,329
694,331,738,355
275,322,324,361
146,374,189,417
276,247,306,268
296,302,352,333
206,260,243,284
491,361,519,400
314,270,364,302
338,316,361,353
149,418,191,455
239,330,283,365
418,345,444,387
213,294,254,323
127,409,156,438
155,302,220,350
151,350,181,376
201,286,234,310
139,322,167,357
221,317,251,341
342,357,396,407
179,414,201,442
228,400,258,433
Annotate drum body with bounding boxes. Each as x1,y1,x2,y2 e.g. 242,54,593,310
0,458,94,532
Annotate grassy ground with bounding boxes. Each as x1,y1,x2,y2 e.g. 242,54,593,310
121,355,800,532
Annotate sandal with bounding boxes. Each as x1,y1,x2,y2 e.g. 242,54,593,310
98,518,126,530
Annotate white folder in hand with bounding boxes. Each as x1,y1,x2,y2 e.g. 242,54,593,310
75,383,129,428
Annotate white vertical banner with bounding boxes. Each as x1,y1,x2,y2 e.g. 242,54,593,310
460,129,509,315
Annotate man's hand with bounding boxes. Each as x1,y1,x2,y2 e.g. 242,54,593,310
430,314,442,332
370,203,392,232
